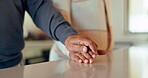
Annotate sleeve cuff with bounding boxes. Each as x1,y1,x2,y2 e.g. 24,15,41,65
55,23,78,44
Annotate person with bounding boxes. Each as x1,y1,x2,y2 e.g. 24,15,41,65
50,0,113,63
0,0,100,69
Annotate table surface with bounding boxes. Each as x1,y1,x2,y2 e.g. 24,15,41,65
0,45,148,78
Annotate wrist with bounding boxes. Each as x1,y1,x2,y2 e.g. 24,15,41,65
64,35,78,45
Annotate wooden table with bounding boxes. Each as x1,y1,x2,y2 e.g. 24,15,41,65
0,45,148,78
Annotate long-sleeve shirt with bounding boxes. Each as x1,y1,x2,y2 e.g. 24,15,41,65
0,0,77,69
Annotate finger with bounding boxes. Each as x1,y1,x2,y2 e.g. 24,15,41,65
70,53,83,63
88,43,98,54
89,58,93,64
76,53,88,63
81,53,94,64
88,51,96,63
81,52,93,60
84,59,89,64
81,40,98,54
97,50,107,55
89,51,96,59
75,56,83,63
81,52,93,63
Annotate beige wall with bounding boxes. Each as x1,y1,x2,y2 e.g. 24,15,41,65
23,0,148,43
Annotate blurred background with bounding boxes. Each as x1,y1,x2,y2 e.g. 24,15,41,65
22,0,148,65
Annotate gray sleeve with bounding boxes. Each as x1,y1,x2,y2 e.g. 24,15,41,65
24,0,77,44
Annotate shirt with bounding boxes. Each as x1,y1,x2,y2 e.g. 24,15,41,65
0,0,77,69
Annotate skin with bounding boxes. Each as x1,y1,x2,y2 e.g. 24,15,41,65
65,35,107,64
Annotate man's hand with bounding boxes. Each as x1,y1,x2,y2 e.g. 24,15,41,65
65,35,107,63
65,35,98,54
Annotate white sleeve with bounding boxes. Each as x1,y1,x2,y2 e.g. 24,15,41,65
54,40,70,57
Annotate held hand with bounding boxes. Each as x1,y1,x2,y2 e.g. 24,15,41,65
69,47,96,64
65,35,107,63
69,50,107,64
65,35,98,54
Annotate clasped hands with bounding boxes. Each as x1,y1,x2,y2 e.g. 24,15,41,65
65,35,106,64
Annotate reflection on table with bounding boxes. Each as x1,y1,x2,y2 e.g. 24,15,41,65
0,45,148,78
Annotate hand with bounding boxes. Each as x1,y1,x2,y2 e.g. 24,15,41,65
69,49,107,64
69,48,96,64
65,35,107,64
65,35,98,54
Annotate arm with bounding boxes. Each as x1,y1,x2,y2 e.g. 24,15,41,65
24,0,106,63
25,0,77,43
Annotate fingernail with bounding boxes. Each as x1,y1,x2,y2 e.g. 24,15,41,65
84,60,88,64
79,60,82,63
92,55,96,58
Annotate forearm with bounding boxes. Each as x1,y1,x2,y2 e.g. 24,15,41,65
25,0,77,43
